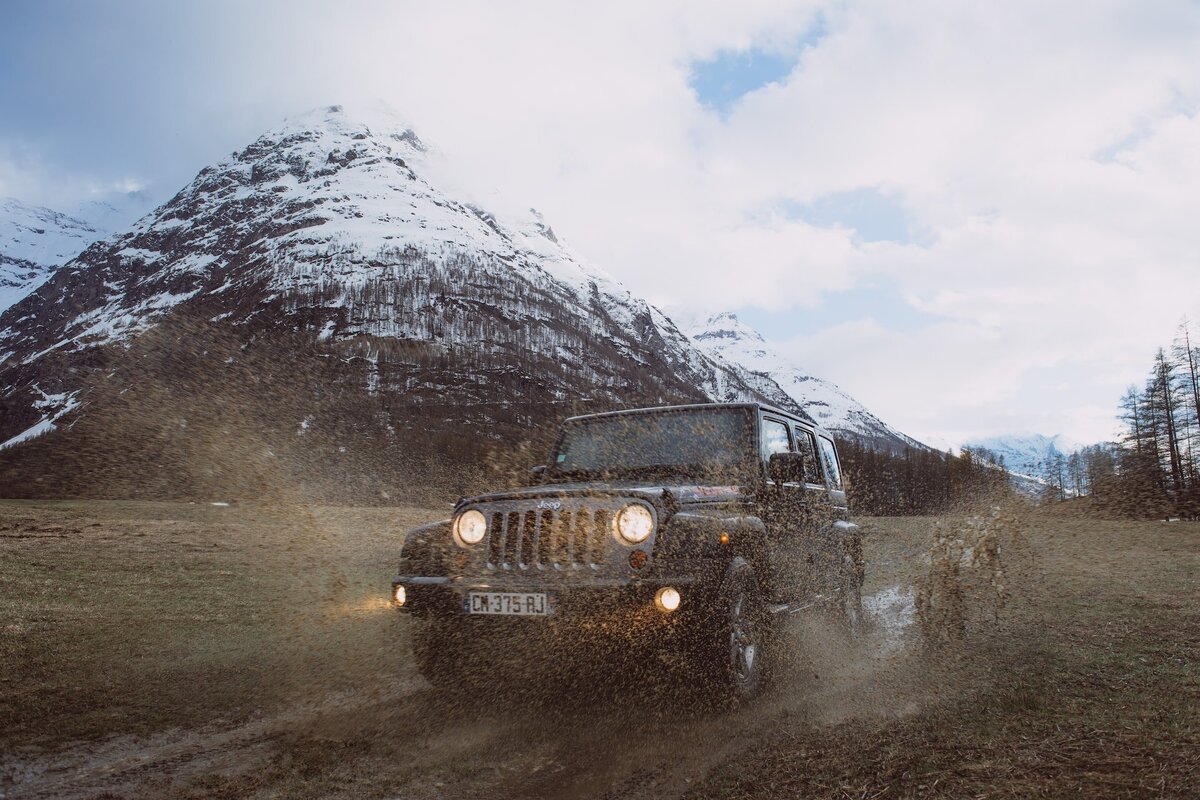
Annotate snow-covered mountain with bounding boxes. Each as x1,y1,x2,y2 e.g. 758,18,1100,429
687,312,924,453
962,432,1085,481
73,190,156,234
0,192,155,319
0,199,104,315
0,105,821,450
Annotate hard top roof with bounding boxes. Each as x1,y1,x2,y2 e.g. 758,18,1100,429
562,402,834,439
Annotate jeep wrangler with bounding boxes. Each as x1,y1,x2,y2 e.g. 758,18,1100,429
391,402,863,703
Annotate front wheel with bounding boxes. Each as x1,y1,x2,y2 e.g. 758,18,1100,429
410,616,483,692
694,560,769,706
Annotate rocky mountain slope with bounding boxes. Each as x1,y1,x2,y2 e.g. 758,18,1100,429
688,312,924,453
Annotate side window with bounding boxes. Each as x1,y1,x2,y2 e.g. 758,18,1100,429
760,418,792,463
818,437,843,489
794,427,823,484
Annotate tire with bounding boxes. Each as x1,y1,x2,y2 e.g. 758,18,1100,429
696,560,769,706
410,617,480,692
833,534,865,639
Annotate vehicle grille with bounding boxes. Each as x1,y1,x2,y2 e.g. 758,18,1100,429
487,507,611,569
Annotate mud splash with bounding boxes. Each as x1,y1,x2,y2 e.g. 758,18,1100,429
863,584,918,657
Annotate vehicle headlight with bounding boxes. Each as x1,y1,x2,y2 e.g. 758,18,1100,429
614,503,654,544
453,509,487,545
655,586,681,612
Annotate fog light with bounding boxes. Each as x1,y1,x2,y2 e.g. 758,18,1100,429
655,586,681,613
393,585,406,606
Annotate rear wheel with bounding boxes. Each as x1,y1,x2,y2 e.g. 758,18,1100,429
833,534,865,639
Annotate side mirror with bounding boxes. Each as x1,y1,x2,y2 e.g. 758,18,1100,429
530,465,547,482
768,451,805,484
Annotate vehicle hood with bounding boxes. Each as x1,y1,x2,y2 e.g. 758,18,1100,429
456,481,745,509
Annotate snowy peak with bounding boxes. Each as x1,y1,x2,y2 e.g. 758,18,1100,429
1049,433,1085,455
691,312,767,346
686,312,922,451
962,432,1089,479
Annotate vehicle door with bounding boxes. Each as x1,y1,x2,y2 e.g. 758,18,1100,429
757,414,806,602
816,434,860,595
792,425,834,597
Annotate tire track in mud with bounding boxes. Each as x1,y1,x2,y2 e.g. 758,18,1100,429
465,587,944,800
2,678,422,799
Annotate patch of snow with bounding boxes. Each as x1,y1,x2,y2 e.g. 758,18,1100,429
0,390,80,450
0,417,57,450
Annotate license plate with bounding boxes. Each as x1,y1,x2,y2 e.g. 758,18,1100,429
466,591,552,616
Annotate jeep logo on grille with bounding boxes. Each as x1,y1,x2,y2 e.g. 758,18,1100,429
535,500,562,510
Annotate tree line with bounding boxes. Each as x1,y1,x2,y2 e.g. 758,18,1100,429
1106,320,1200,517
838,439,1013,515
1043,319,1200,518
1038,443,1118,502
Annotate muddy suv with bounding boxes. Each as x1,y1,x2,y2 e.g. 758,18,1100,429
391,402,863,703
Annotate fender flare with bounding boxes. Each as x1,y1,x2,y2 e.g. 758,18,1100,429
399,519,452,575
653,511,769,564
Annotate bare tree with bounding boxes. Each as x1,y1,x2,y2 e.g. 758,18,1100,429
1152,349,1186,496
1171,320,1200,486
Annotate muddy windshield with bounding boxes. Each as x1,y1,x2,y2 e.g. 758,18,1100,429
550,407,756,482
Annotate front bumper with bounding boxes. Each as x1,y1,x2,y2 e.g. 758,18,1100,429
390,573,715,624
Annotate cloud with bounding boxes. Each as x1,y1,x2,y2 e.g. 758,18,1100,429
3,0,1200,443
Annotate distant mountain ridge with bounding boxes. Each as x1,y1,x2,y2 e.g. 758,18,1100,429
0,105,788,452
962,431,1086,482
1,199,103,315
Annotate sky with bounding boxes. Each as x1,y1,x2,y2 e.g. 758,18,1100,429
3,0,1200,447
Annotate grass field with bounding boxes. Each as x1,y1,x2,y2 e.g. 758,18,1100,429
1,500,1197,799
694,513,1200,798
0,500,437,752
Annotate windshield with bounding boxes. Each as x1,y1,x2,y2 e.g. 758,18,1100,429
550,407,756,481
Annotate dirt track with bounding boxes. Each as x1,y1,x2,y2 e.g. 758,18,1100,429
2,502,1197,799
